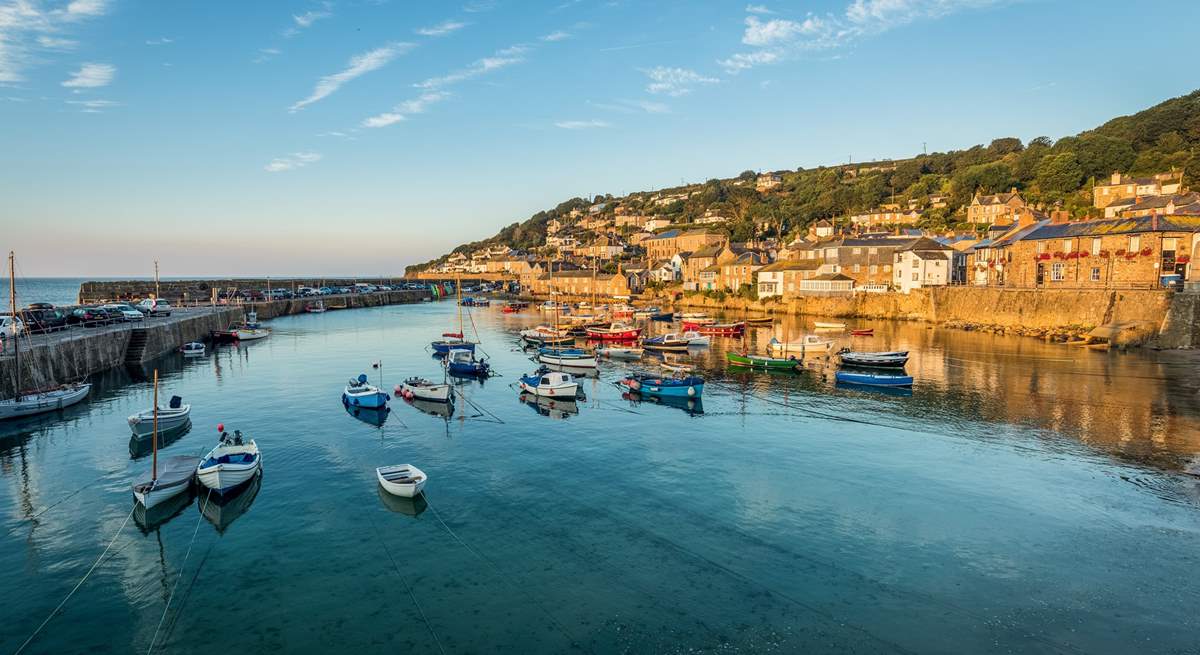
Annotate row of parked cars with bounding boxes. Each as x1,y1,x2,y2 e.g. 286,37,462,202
2,299,173,336
219,282,427,302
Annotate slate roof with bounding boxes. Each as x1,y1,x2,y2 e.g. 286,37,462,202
1024,215,1200,240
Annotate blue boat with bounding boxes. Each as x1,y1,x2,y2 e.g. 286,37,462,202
446,348,491,377
650,312,674,322
834,370,913,387
431,334,475,354
343,374,390,408
619,373,704,398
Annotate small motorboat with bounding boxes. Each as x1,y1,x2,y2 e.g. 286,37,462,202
631,307,660,319
305,301,326,313
642,334,690,352
682,321,745,336
619,373,704,398
814,321,846,330
197,427,261,494
376,464,427,498
678,312,713,325
537,347,597,368
767,335,833,356
586,322,642,341
180,342,206,356
431,332,475,354
838,350,909,368
745,316,774,325
610,304,636,318
597,346,644,360
343,374,390,409
650,312,674,322
445,348,492,377
680,331,710,346
0,382,92,420
850,328,874,337
835,370,913,387
233,311,271,341
660,361,694,374
396,377,453,403
726,351,799,371
128,395,191,438
133,456,197,509
537,301,568,312
502,301,529,313
518,367,579,398
520,325,574,346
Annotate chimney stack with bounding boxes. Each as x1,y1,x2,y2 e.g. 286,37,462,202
1050,210,1070,225
1151,210,1158,232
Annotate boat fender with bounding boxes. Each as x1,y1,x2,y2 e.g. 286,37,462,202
687,386,695,397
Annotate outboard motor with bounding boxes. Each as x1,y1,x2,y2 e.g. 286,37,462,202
169,395,182,409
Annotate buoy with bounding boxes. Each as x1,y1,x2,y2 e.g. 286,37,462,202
687,386,696,397
216,423,224,432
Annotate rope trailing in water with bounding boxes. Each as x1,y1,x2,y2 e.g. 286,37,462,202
365,509,446,655
452,387,505,424
145,488,213,654
14,505,136,655
5,468,124,536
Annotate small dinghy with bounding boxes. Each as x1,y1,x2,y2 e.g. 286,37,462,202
726,351,799,371
446,348,492,377
396,377,453,403
128,395,191,438
850,328,874,337
343,374,390,409
745,316,774,325
838,350,909,368
233,311,271,341
431,332,475,354
631,306,661,319
197,426,261,494
0,382,92,421
376,464,427,498
305,301,326,313
680,330,710,346
585,322,642,341
133,456,197,509
520,325,574,346
180,342,206,356
518,367,579,398
814,321,846,330
619,373,704,398
649,312,674,322
682,321,745,336
767,335,833,356
835,370,913,387
678,312,714,325
597,346,644,360
642,334,690,352
537,347,597,368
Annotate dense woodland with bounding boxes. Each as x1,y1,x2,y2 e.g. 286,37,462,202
408,90,1200,273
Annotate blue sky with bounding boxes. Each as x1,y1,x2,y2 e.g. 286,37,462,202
2,0,1198,277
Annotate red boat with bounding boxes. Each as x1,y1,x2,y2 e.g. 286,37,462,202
585,322,642,340
682,321,745,336
502,302,528,314
851,328,874,336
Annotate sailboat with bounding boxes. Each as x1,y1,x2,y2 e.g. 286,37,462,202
0,252,92,420
131,370,198,509
431,276,476,354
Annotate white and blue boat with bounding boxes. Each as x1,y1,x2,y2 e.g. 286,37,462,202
197,428,261,494
537,347,597,368
835,370,913,387
431,332,475,354
446,348,491,377
518,367,579,398
619,373,704,398
343,374,390,408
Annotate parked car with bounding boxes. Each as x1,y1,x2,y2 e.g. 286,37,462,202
135,298,172,316
68,306,113,327
93,306,125,323
0,315,26,338
21,306,68,333
317,287,333,295
102,303,145,321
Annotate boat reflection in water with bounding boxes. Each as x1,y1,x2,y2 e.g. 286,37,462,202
128,419,193,459
376,486,428,517
343,403,390,427
406,397,454,419
621,391,704,416
200,471,262,534
519,392,579,419
834,380,914,397
134,485,196,533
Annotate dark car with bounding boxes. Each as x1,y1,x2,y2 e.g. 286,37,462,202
68,306,113,327
21,306,68,333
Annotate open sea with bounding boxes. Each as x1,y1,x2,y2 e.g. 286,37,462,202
1,301,1199,653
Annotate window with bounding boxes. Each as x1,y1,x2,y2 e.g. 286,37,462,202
1091,238,1101,256
825,248,836,258
852,247,861,255
853,264,861,273
883,264,892,272
1129,235,1141,252
1062,239,1072,253
1051,263,1065,281
869,264,878,274
868,247,878,255
1162,237,1177,269
912,272,919,281
1090,267,1100,282
1036,242,1045,254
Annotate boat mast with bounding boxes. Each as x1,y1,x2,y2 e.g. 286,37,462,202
151,369,159,482
456,273,464,339
8,252,17,398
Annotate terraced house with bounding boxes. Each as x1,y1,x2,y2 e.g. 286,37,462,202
790,235,919,288
967,188,1025,225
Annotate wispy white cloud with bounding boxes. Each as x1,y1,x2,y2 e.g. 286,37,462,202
362,90,450,128
264,152,322,173
290,43,412,112
37,36,78,49
540,30,570,42
145,37,174,46
254,47,281,63
415,44,529,89
462,0,496,12
0,0,110,83
642,66,718,96
66,98,118,112
592,98,670,114
61,0,108,19
746,4,774,13
721,0,1006,73
293,9,331,28
555,119,610,130
417,20,467,37
61,62,115,88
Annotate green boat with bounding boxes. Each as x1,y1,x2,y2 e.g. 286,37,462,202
725,351,799,371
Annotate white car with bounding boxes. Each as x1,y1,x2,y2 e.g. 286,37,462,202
135,298,172,316
0,315,25,337
103,303,145,321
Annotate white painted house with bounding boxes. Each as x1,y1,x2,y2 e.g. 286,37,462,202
892,238,952,293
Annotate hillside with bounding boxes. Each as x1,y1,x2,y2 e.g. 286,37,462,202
406,89,1200,274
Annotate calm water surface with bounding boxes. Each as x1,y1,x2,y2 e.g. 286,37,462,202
2,301,1199,654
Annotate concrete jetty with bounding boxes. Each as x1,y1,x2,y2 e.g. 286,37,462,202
1,289,430,397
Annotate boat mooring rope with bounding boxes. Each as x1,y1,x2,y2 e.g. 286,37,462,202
145,488,213,654
452,387,505,424
365,509,447,655
14,504,136,655
4,467,125,537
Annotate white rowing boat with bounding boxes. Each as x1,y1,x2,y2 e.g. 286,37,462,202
376,464,427,498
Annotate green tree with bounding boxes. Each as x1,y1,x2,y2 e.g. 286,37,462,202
1036,152,1084,195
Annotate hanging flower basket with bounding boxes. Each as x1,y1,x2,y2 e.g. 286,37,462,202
1080,251,1090,258
1053,252,1064,259
1140,247,1153,257
1115,249,1126,256
1125,253,1138,260
1038,253,1052,261
987,261,996,268
1178,255,1191,264
1066,252,1079,260
1099,250,1111,258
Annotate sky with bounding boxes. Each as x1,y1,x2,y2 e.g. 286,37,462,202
1,0,1198,277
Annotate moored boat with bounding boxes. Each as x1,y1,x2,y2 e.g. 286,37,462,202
133,456,197,509
585,322,641,341
631,306,660,319
197,427,261,494
642,334,690,352
814,321,846,330
537,347,597,368
726,351,799,371
431,332,476,354
343,374,390,409
838,350,909,368
520,325,574,346
680,330,710,346
446,348,492,377
850,328,874,336
396,377,452,403
233,311,271,341
376,464,427,498
834,370,913,387
619,373,704,398
767,335,833,356
305,301,326,313
678,312,713,324
649,312,675,322
518,367,579,398
180,341,206,356
596,346,644,360
745,316,774,325
128,395,191,438
682,321,745,336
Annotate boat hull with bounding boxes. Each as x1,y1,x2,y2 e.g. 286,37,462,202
431,340,474,354
132,456,197,508
398,381,452,403
128,406,192,438
197,441,261,494
682,322,744,336
726,352,798,371
234,328,271,340
518,379,579,398
585,328,642,341
835,371,913,387
343,389,390,409
377,464,427,498
537,354,597,368
0,383,91,420
621,376,704,398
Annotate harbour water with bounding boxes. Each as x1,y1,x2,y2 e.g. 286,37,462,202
1,301,1198,653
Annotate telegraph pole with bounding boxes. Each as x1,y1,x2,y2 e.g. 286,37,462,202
154,260,160,299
